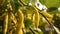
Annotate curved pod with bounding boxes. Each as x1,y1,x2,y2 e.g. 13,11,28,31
15,9,24,34
3,13,8,34
30,5,39,28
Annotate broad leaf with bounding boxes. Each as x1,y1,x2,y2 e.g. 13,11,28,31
47,7,58,14
39,0,60,8
11,0,21,13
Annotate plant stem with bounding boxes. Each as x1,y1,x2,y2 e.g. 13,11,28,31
38,11,60,34
39,11,53,26
29,28,35,34
19,0,27,6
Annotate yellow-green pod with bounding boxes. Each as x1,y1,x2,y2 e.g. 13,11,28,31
10,12,17,24
3,13,8,34
15,28,23,34
22,28,26,34
18,29,23,34
41,11,53,19
27,14,32,19
15,8,24,34
30,5,39,28
33,13,39,28
17,8,24,28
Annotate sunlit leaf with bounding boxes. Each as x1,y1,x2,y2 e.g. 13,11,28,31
47,7,58,14
40,0,60,8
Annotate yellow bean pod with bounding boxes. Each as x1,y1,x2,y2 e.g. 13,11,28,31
41,11,53,19
15,8,24,34
27,14,32,19
3,13,8,34
10,12,17,24
30,5,39,28
18,29,23,34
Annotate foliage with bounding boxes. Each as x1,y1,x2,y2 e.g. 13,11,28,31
0,0,60,34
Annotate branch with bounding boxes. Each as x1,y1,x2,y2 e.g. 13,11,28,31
29,28,35,34
19,0,27,6
38,11,60,34
39,11,53,27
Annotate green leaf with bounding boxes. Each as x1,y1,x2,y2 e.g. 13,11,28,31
47,7,58,14
10,0,21,13
26,7,33,14
0,0,8,13
39,0,60,8
24,18,33,28
26,32,32,34
39,0,46,4
0,0,8,10
21,6,33,14
22,0,30,5
1,0,8,6
22,0,36,6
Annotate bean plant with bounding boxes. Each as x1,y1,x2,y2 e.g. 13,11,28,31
0,0,60,34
